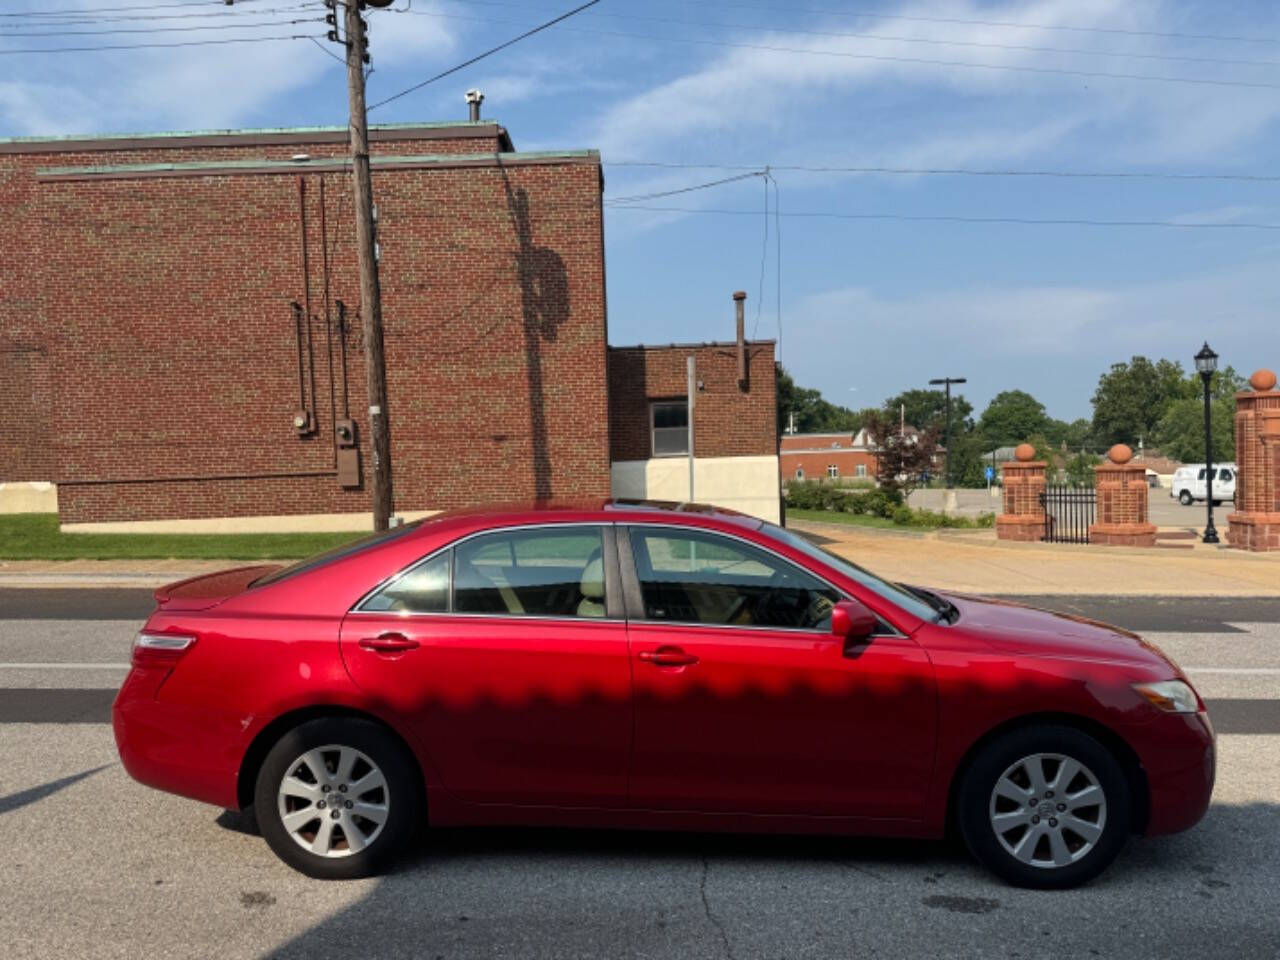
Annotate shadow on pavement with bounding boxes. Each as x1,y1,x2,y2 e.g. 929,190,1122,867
0,764,112,816
259,803,1280,960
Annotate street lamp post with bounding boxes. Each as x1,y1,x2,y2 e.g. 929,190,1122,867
1194,342,1219,544
929,377,967,488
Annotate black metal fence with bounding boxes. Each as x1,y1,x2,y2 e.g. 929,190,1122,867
1039,485,1096,544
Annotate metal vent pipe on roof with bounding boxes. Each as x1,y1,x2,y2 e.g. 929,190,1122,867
733,290,747,391
465,88,485,122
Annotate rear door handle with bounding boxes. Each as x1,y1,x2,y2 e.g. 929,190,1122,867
638,646,699,667
359,633,420,654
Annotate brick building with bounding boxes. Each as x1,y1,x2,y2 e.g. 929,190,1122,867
1,117,779,528
779,432,878,483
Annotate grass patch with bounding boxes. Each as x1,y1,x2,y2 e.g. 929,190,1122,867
788,507,995,530
785,509,902,529
0,513,365,561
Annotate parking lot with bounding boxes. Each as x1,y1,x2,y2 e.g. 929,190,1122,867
3,589,1279,959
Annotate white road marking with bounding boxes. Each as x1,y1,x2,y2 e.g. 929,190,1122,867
0,662,130,670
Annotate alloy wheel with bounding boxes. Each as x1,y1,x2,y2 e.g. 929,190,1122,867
276,744,390,858
988,752,1107,869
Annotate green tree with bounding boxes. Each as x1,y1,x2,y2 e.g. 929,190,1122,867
1065,452,1103,487
863,409,941,501
1045,417,1095,452
883,388,974,434
1153,397,1236,463
1090,356,1194,447
977,390,1050,446
775,364,865,435
948,432,988,488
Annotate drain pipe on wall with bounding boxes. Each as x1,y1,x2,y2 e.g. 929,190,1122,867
734,290,747,391
687,354,696,504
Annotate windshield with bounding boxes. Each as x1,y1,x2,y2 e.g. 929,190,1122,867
763,523,940,623
252,520,425,588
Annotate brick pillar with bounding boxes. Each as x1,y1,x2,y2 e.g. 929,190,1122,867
1227,369,1280,551
1089,444,1156,547
995,443,1046,541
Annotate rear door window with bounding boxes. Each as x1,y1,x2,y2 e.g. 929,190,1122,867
454,527,608,618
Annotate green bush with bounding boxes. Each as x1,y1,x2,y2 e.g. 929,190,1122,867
784,480,903,516
891,505,915,525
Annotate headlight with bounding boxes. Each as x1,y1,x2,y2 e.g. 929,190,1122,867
1133,679,1200,714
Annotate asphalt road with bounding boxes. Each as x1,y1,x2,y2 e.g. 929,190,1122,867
2,590,1279,959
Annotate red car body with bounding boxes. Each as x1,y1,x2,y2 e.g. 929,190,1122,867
113,502,1214,846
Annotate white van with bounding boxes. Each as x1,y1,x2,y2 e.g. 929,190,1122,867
1170,463,1236,505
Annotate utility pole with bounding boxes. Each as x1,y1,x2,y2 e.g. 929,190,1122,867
339,0,394,530
929,376,967,488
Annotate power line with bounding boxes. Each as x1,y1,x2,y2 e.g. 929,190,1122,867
0,33,319,54
603,160,1280,184
0,0,278,15
445,0,1280,69
753,172,768,339
601,204,1280,230
607,170,765,203
401,9,1280,91
7,3,321,26
367,0,602,112
11,17,322,39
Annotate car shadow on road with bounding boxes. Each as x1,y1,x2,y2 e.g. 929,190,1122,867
257,802,1280,960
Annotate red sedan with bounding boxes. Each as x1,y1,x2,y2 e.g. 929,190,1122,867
113,501,1214,888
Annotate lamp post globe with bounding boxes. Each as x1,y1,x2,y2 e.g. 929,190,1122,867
1195,342,1219,544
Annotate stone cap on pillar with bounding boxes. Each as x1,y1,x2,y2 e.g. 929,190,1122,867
1004,443,1046,469
1238,369,1278,398
1096,443,1147,476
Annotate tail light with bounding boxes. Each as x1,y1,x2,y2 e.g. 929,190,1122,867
132,632,197,668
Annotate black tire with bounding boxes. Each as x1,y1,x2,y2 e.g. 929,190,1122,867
957,725,1131,890
1179,491,1194,506
254,717,421,880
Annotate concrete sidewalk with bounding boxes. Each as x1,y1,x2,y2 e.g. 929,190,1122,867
1,522,1278,596
792,520,1280,597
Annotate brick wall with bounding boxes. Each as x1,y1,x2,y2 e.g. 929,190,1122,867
607,342,776,462
780,449,878,481
1,123,613,522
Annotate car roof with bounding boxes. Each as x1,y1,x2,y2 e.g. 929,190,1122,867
411,498,766,533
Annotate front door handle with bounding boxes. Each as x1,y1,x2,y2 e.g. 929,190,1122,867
359,633,420,654
638,646,699,667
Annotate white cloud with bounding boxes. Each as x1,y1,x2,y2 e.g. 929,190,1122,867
0,2,457,136
784,257,1280,417
585,0,1280,187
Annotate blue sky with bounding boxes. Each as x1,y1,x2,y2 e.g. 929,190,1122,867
4,0,1280,421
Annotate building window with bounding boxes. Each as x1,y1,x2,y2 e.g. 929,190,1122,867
856,464,867,478
827,465,839,479
651,401,689,457
795,467,804,479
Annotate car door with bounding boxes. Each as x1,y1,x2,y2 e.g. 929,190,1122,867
621,524,937,821
340,523,633,808
1219,468,1235,498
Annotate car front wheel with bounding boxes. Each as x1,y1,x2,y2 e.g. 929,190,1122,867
1179,490,1194,505
957,726,1131,889
254,717,420,879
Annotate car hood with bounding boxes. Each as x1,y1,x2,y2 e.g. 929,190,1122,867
938,591,1180,672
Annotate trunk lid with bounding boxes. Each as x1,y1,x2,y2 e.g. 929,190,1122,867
153,565,281,611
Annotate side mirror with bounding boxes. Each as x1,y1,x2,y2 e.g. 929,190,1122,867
831,599,877,645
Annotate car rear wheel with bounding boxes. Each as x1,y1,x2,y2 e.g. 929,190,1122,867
1179,490,1194,505
957,726,1131,889
255,717,420,879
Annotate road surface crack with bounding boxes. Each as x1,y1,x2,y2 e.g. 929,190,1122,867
700,854,736,960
